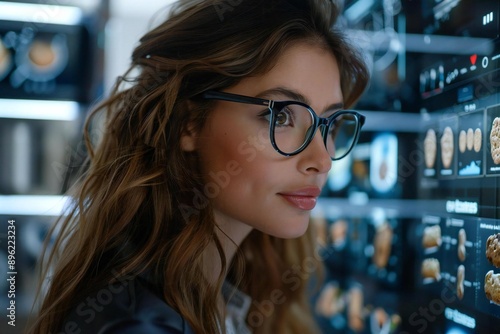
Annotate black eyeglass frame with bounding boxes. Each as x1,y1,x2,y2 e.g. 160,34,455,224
201,90,366,160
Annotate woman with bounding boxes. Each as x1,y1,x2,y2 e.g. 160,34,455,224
30,0,369,333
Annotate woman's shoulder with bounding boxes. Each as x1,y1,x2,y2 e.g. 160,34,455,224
61,276,194,334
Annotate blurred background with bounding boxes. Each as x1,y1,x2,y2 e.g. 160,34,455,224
0,0,499,333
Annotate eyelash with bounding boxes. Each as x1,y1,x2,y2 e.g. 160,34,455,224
257,109,271,121
257,108,295,127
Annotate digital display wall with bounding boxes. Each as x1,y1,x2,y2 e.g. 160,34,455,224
314,1,500,333
414,1,500,332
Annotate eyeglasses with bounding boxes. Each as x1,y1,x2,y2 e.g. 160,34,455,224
201,90,365,160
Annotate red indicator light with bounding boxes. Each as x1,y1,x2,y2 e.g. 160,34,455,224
470,54,477,65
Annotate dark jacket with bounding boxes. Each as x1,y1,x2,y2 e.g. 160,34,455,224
61,277,195,334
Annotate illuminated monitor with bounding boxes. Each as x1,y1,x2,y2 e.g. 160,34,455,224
411,0,500,332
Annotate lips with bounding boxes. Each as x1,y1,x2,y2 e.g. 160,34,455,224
278,187,321,211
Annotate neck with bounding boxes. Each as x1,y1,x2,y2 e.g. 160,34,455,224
202,211,253,284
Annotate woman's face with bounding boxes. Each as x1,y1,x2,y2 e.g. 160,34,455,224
183,42,343,240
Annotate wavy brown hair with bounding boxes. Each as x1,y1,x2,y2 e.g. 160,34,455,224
29,0,369,333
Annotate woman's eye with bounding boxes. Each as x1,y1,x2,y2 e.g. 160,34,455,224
275,108,293,126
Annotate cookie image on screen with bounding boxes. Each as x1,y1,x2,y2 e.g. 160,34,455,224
484,270,500,305
490,118,500,164
423,225,441,249
486,233,500,268
422,258,441,281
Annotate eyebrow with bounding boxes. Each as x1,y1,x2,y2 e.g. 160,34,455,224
255,86,344,113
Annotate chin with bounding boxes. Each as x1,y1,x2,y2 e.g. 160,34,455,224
270,218,310,239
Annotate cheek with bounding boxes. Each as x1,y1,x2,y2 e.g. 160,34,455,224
196,129,275,206
233,127,270,164
199,124,271,173
195,114,285,214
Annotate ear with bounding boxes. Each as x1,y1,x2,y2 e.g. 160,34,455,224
180,123,197,152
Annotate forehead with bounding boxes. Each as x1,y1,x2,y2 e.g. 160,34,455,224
227,42,343,110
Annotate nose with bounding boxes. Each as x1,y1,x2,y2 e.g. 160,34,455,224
298,127,332,174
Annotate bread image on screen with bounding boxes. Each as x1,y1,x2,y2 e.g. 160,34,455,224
484,270,500,305
459,130,467,153
424,129,437,168
460,127,482,154
422,225,441,248
440,126,454,169
457,265,465,300
421,258,441,281
466,128,474,151
474,128,482,152
490,118,500,164
486,233,500,268
458,228,466,262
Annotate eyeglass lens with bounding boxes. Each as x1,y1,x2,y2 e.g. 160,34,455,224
271,104,358,159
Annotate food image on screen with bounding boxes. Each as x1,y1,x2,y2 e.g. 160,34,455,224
458,228,466,262
460,127,483,153
372,307,388,330
422,225,441,248
490,118,500,164
0,38,11,78
474,128,482,152
440,126,454,169
370,308,401,333
330,219,348,248
315,282,345,317
311,215,327,246
424,129,437,168
379,160,388,180
373,222,393,269
484,270,500,305
29,40,56,69
466,128,474,151
486,233,500,267
348,286,364,332
459,130,466,153
457,265,465,300
421,258,441,281
370,133,398,193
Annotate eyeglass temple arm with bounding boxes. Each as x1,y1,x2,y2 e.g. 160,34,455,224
202,90,271,107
